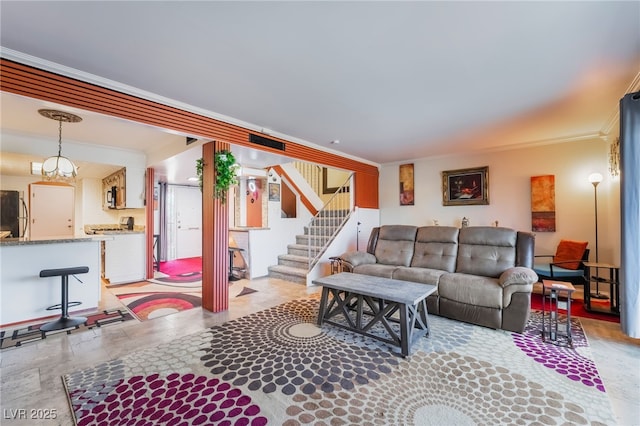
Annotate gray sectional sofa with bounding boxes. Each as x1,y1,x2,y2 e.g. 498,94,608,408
338,225,538,333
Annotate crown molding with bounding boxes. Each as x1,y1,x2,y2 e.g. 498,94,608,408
600,70,640,137
0,47,379,169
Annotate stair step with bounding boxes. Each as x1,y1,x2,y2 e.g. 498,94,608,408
317,209,349,217
268,265,307,285
278,254,309,268
304,225,340,235
296,234,332,245
308,217,345,227
287,243,321,257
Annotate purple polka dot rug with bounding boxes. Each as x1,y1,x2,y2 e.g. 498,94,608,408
62,299,616,425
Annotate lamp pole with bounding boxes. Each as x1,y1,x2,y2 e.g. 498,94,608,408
588,173,607,299
592,179,599,263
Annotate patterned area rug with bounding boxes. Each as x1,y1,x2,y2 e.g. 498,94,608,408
63,299,615,425
0,309,135,350
108,281,257,321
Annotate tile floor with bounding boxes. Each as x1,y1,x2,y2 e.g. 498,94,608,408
1,278,638,426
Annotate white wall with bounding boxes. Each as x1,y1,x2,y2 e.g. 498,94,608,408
379,138,619,264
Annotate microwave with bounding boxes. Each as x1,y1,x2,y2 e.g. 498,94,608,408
105,185,118,209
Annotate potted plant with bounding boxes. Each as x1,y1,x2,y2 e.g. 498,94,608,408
196,150,239,203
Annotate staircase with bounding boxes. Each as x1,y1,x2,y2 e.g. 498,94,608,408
268,209,349,284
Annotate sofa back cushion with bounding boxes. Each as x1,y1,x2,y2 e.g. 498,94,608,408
456,227,517,278
374,225,417,266
411,226,459,272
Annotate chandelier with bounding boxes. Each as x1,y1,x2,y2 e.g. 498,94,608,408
38,109,82,182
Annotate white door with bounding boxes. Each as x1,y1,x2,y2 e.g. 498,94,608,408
29,183,74,238
175,186,202,259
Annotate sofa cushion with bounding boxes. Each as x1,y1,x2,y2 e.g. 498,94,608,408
392,266,446,287
353,264,398,279
439,273,503,309
379,225,418,241
374,225,417,266
456,227,517,278
411,226,459,272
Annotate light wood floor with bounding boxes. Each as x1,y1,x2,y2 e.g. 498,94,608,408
1,278,638,425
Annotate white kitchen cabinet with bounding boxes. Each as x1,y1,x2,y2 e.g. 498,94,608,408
125,167,145,209
104,233,146,284
102,167,145,210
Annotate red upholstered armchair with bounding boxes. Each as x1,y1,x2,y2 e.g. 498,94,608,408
532,240,589,285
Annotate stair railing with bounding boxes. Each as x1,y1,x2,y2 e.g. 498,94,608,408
307,173,353,270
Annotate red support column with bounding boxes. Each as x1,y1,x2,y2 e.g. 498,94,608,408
145,167,155,280
202,141,230,312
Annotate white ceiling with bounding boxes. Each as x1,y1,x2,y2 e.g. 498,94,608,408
1,1,639,182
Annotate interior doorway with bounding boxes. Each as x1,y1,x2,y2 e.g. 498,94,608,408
166,185,202,261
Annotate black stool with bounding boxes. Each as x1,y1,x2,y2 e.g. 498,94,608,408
39,266,89,332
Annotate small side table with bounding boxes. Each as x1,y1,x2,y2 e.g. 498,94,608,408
541,280,576,347
583,262,620,315
328,256,343,274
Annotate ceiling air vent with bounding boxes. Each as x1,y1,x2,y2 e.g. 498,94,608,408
249,134,286,151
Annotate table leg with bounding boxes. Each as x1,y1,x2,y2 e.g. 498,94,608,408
399,303,409,357
584,265,592,311
565,294,572,348
317,287,330,326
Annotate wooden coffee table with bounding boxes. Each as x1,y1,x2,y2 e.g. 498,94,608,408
313,272,436,357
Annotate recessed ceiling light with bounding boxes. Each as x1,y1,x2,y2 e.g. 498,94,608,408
330,140,340,144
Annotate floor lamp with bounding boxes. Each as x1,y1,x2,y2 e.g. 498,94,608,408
588,172,608,299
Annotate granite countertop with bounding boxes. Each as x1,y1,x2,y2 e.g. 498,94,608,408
0,235,98,246
84,223,145,235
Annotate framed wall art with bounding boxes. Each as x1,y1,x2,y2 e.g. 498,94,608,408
442,166,489,206
268,182,280,201
531,175,555,232
399,163,414,206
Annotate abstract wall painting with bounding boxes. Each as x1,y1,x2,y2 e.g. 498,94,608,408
531,175,556,232
399,163,414,206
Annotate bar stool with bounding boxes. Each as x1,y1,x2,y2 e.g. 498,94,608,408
39,266,89,333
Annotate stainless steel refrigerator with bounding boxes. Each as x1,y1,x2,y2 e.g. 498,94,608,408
0,190,28,238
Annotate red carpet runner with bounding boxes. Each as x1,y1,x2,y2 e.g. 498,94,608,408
530,293,619,323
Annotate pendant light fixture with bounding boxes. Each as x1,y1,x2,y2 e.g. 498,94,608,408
38,109,82,182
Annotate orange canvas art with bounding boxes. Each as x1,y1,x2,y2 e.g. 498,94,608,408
399,164,414,206
531,175,555,232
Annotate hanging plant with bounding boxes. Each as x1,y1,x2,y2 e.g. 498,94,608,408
196,150,239,203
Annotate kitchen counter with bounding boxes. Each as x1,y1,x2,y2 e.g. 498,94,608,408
0,237,101,326
0,235,95,246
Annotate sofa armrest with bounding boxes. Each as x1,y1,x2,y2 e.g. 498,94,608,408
499,267,538,288
339,251,377,271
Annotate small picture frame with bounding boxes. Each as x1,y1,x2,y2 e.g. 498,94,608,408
442,166,489,206
268,183,280,201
